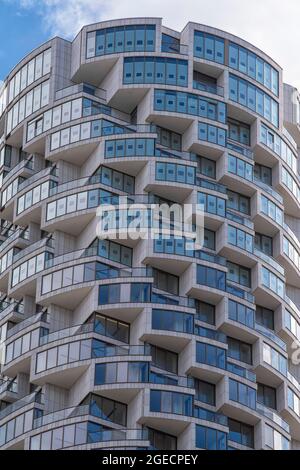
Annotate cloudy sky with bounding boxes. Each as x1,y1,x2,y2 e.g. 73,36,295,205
0,0,299,88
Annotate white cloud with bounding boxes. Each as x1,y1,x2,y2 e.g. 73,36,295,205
9,0,300,89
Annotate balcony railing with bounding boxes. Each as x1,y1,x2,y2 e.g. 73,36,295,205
55,83,106,102
196,177,227,194
226,210,254,229
195,250,227,266
254,178,283,204
227,141,253,160
195,325,227,343
226,282,254,303
194,406,228,426
13,237,53,264
193,80,224,97
284,223,300,250
162,42,189,55
227,361,256,383
255,322,286,352
257,402,289,433
87,428,148,445
33,404,90,429
254,248,284,276
18,167,57,192
0,227,29,253
6,310,49,339
0,391,43,421
0,300,24,322
152,289,195,308
149,370,194,388
0,378,18,395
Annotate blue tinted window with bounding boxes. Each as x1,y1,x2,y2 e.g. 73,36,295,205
161,34,180,53
228,419,254,448
154,90,226,123
228,42,279,96
229,379,256,409
130,283,151,302
150,390,193,416
89,25,156,57
228,299,255,328
95,31,105,55
123,58,188,86
198,192,226,217
198,122,227,146
194,31,225,65
98,284,121,304
155,162,195,185
229,74,279,127
152,309,194,334
115,27,124,52
196,425,227,450
196,342,226,369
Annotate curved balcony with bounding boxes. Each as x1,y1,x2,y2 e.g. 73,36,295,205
32,342,151,388
0,17,299,450
193,80,224,97
279,234,300,287
46,118,156,165
254,339,288,388
39,263,153,309
257,122,298,178
147,237,226,276
183,261,227,305
25,90,130,153
281,386,300,440
257,402,290,435
140,388,198,434
103,137,196,176
195,190,227,232
252,191,284,237
0,166,35,220
141,305,223,353
29,425,149,450
0,377,18,402
142,159,197,202
281,307,300,351
6,79,51,149
3,321,50,377
9,246,54,298
13,172,58,226
6,309,48,341
43,185,128,235
0,299,24,326
218,221,255,268
187,120,227,159
276,165,300,217
152,89,226,135
219,377,260,426
253,263,285,310
0,226,29,257
0,391,44,450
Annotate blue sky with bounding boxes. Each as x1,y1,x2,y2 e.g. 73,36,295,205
0,2,50,80
0,0,300,88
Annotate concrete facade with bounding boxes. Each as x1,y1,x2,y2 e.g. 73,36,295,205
0,17,299,450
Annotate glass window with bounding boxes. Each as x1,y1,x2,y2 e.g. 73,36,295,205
256,306,274,330
228,418,254,448
195,300,215,325
228,337,252,364
195,379,215,405
196,425,227,450
257,383,276,409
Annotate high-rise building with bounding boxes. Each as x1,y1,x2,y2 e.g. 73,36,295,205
0,17,300,450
